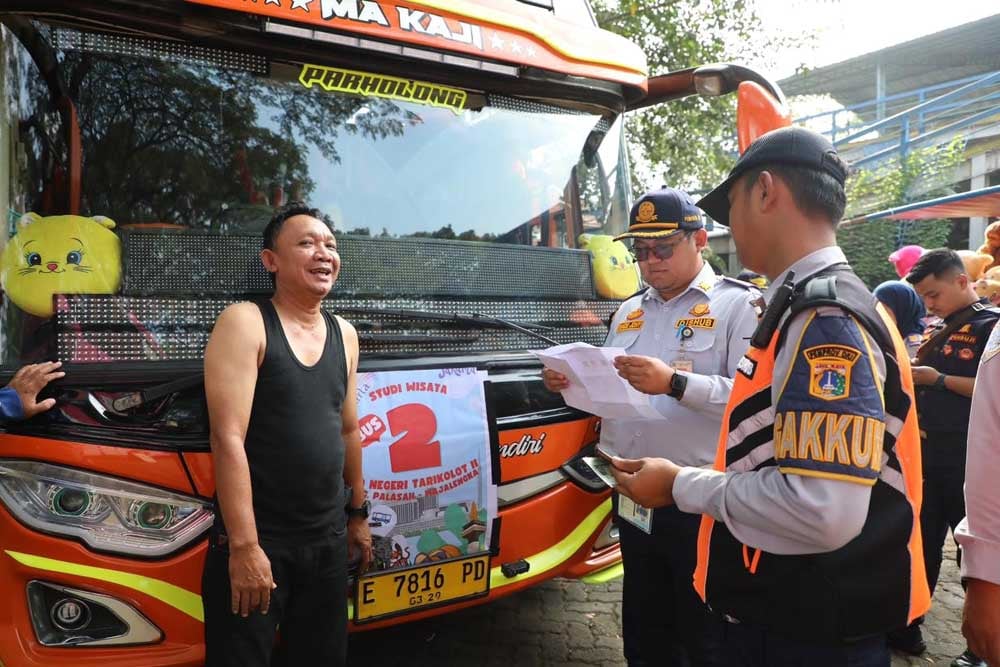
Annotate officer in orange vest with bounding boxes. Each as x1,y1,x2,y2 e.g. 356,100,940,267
608,126,930,666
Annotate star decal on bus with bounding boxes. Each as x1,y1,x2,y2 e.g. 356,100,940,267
290,0,313,11
264,0,281,5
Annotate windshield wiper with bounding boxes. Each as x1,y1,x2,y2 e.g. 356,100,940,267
108,374,203,413
338,307,559,346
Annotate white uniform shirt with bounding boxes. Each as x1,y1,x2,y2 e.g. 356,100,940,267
600,262,759,466
955,324,1000,585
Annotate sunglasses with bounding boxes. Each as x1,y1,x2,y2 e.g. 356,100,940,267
630,235,689,261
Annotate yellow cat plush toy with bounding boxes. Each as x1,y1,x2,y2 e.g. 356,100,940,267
0,212,122,318
578,233,641,299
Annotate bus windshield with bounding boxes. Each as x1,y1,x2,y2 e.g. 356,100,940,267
0,23,630,366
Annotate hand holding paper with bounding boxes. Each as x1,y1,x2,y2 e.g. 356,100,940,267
613,355,675,396
531,342,665,420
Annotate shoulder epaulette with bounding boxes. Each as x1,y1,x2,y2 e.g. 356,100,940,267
971,301,1000,316
784,270,894,354
721,276,756,290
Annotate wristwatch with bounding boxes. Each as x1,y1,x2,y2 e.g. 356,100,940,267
347,498,371,520
933,373,947,391
667,371,688,400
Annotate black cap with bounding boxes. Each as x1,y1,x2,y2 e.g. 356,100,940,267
614,186,703,241
696,126,849,226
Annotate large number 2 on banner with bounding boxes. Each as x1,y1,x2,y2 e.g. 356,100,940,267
387,403,442,473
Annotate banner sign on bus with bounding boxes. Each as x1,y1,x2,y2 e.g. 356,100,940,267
299,64,467,114
181,0,648,81
356,367,496,573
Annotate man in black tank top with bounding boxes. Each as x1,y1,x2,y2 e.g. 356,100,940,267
202,202,370,667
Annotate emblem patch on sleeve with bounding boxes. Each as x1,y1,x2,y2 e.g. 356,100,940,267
803,344,862,401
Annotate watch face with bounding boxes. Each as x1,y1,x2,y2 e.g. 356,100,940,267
671,373,687,397
348,499,371,518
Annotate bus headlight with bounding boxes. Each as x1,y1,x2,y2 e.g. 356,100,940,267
0,460,212,557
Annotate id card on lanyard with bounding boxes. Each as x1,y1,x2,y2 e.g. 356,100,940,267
674,322,695,373
617,495,653,534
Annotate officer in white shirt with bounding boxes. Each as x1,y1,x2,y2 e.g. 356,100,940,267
543,187,759,667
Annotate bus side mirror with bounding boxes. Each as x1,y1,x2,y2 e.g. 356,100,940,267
736,80,792,154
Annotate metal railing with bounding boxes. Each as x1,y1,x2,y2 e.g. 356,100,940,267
794,71,1000,168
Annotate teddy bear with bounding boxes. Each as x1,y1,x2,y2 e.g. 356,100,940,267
974,275,1000,306
958,250,994,281
0,212,122,318
977,220,1000,272
975,265,1000,307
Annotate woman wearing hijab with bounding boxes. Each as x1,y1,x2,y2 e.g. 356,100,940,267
874,280,927,358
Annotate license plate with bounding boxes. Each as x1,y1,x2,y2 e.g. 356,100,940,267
355,554,490,622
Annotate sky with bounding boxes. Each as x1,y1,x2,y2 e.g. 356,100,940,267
753,0,998,80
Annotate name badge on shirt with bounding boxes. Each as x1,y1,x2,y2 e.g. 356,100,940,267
672,358,693,373
617,495,653,534
617,320,643,333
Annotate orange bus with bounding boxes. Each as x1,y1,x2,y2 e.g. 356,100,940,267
0,1,788,664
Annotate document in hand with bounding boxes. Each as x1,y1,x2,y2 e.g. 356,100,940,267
531,342,665,420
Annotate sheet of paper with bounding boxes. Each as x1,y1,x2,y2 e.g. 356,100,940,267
531,342,665,420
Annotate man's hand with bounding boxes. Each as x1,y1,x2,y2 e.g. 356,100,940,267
962,578,1000,665
542,368,570,392
614,355,674,395
228,543,276,617
8,361,64,418
349,516,373,573
911,365,940,386
608,455,681,508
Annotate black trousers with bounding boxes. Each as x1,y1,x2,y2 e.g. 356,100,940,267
722,620,890,667
614,494,724,667
202,530,348,667
921,432,969,594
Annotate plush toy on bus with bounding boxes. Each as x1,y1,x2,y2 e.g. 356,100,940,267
958,249,994,281
0,212,122,318
578,233,641,299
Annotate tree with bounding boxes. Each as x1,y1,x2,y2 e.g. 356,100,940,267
592,1,794,194
839,141,965,287
55,52,414,228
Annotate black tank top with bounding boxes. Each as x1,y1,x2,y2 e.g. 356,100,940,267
240,299,348,541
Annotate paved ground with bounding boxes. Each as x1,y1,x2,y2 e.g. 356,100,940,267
348,541,967,666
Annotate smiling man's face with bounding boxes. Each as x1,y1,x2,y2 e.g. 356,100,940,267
264,214,340,297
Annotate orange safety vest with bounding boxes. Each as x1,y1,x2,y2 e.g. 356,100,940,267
693,268,930,641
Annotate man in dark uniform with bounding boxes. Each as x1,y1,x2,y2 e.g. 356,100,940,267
899,248,1000,666
202,202,372,667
